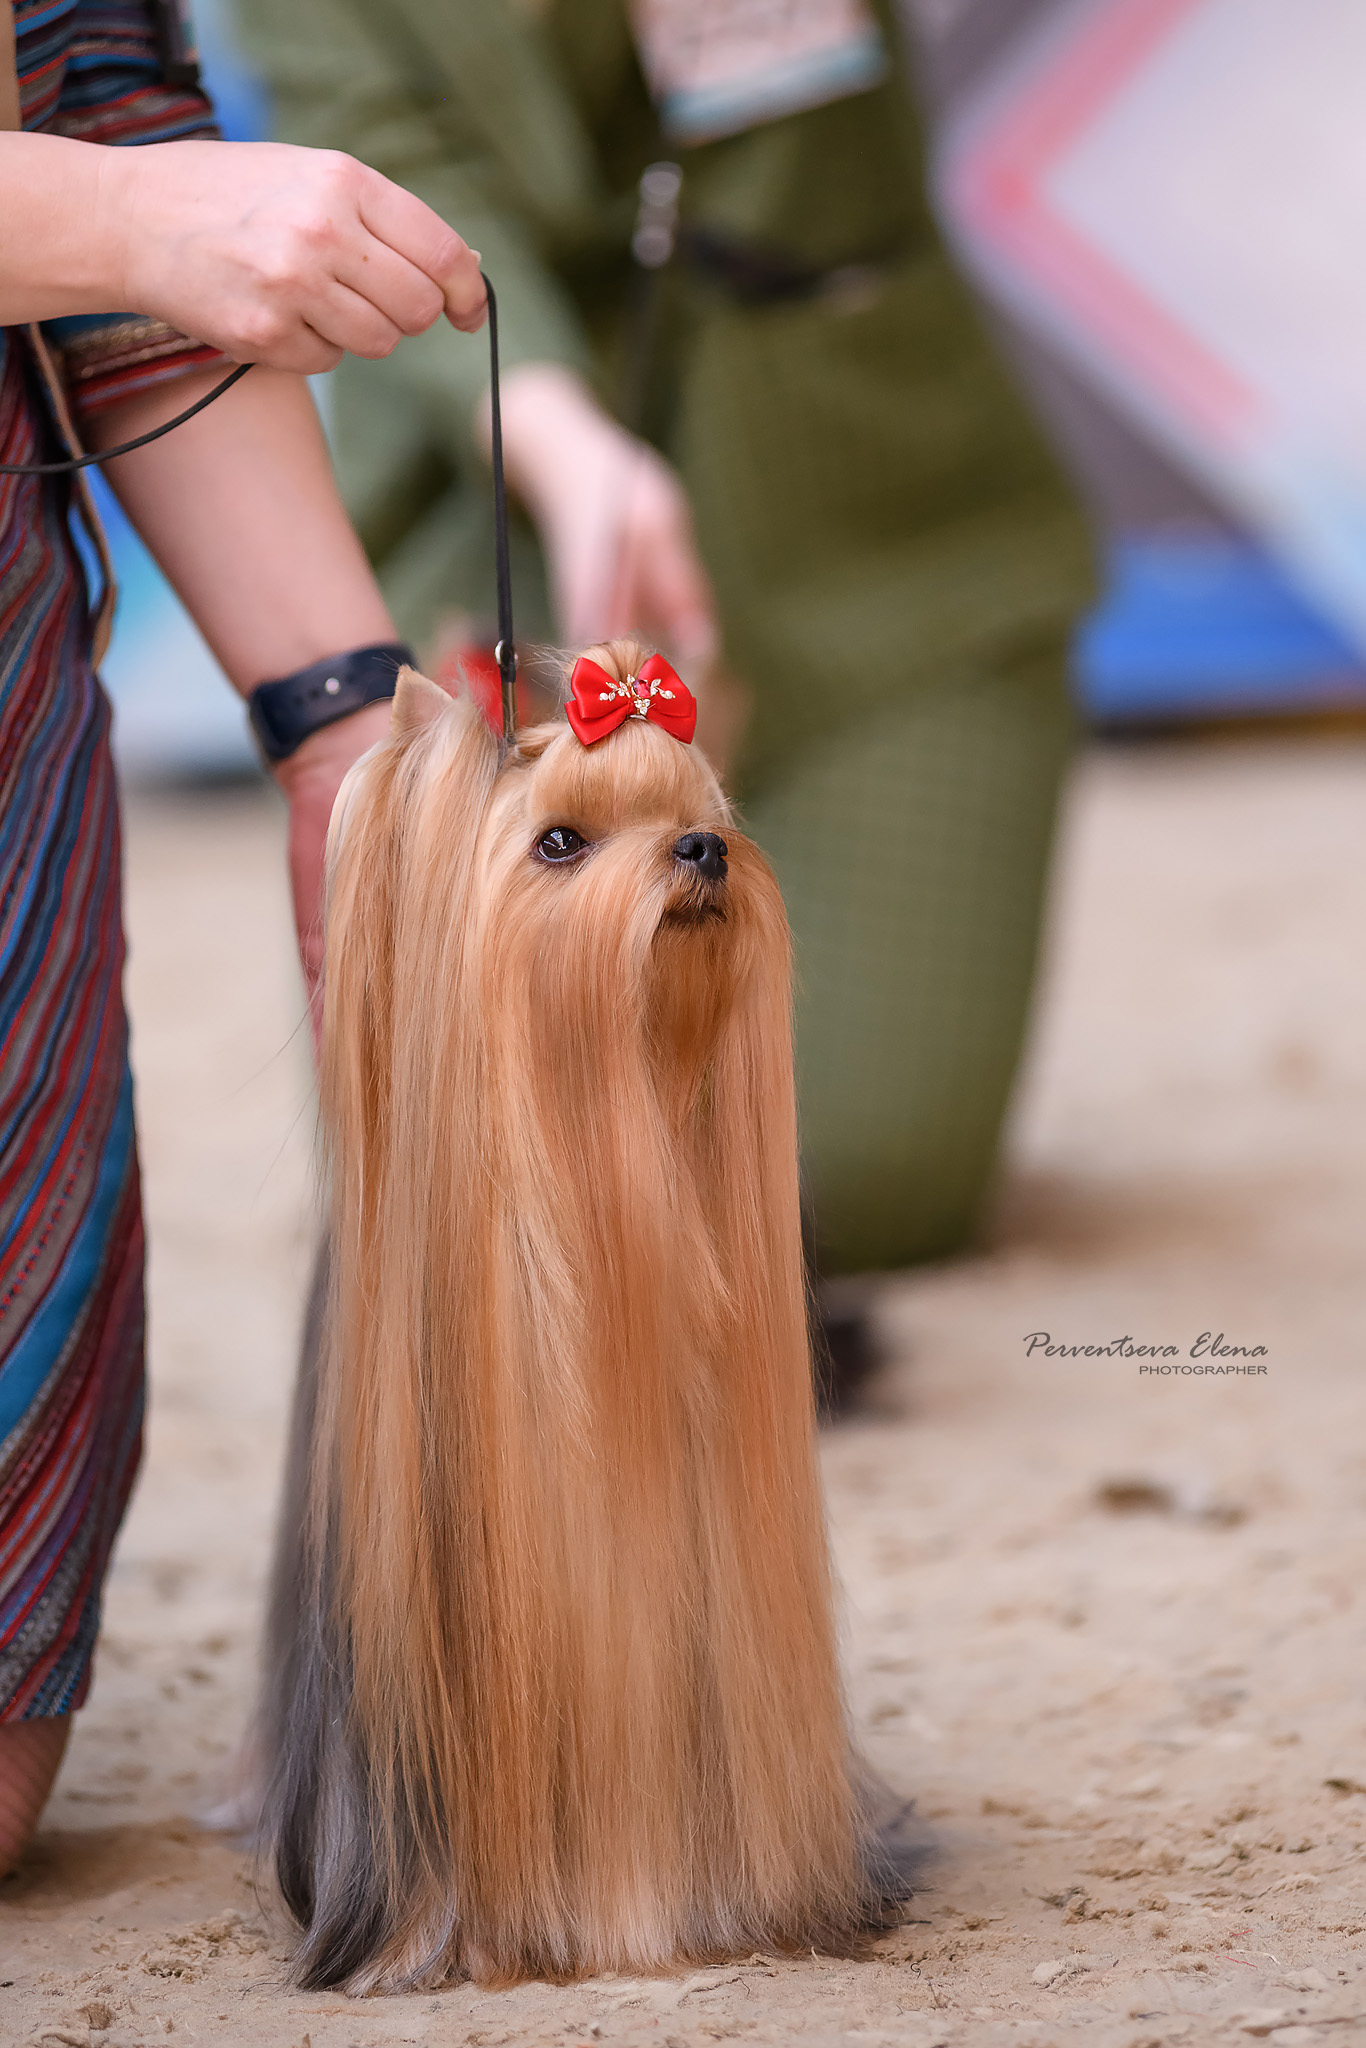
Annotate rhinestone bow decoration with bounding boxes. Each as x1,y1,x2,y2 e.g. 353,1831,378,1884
566,653,697,747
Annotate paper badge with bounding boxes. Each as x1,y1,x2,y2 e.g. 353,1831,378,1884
632,0,889,145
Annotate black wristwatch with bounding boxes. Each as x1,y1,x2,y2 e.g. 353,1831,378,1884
248,643,416,764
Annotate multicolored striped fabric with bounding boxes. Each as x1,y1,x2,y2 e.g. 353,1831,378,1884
23,0,227,418
0,0,220,1720
55,314,225,420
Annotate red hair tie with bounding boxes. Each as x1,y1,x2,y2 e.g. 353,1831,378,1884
566,654,697,747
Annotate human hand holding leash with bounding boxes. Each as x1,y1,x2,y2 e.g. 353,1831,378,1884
0,134,486,361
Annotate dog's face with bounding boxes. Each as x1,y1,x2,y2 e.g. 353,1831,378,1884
477,714,764,1096
501,712,731,917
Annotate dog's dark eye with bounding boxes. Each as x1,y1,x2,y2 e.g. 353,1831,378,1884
536,826,587,863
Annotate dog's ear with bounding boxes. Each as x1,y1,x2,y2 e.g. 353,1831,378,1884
391,666,453,743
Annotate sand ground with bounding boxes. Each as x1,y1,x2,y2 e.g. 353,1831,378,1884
5,732,1366,2048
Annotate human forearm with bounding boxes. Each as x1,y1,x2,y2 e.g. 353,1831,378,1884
0,135,125,324
88,367,394,689
89,365,399,1019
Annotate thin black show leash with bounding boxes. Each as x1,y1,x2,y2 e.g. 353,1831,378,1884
481,275,518,744
0,358,254,476
0,272,520,741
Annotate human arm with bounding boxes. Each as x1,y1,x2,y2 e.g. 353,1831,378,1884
486,364,716,659
1,3,481,1026
86,367,399,1022
488,366,742,765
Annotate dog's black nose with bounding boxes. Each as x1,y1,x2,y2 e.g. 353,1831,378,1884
673,831,728,883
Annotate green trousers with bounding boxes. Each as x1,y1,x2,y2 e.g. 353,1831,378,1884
742,647,1072,1274
674,282,1083,1276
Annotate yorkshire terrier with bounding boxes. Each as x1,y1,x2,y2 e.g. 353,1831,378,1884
257,642,909,1990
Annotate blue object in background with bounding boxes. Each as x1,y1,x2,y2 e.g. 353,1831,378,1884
195,0,270,144
97,0,270,780
1075,537,1366,724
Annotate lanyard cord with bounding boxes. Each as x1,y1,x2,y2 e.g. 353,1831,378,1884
0,359,254,474
0,277,518,733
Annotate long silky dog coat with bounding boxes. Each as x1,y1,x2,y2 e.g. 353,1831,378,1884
258,648,902,1990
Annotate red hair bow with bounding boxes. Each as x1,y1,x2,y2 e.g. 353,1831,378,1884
566,653,697,747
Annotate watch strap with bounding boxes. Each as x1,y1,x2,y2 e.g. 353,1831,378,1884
248,642,415,763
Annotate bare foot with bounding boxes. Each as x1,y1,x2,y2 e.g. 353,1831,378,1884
0,1716,71,1874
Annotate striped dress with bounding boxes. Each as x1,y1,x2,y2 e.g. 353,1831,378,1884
0,0,223,1719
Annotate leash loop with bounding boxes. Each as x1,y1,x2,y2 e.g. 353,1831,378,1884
481,274,517,744
0,360,254,475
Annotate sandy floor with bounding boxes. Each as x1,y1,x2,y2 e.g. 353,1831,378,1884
6,733,1366,2048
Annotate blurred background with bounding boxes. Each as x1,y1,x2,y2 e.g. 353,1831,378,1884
922,0,1366,725
105,0,1366,778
